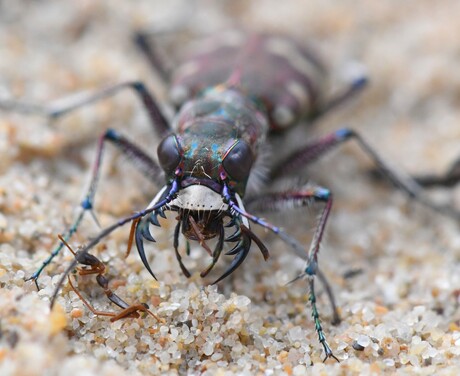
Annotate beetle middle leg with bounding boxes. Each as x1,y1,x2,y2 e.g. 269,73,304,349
133,31,172,83
369,155,460,189
270,128,460,219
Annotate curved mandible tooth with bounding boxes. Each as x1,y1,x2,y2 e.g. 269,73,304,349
173,220,191,278
225,217,237,228
225,225,241,242
214,224,226,257
135,220,158,280
158,208,167,219
149,213,161,227
212,233,251,284
141,220,156,242
225,239,243,255
241,224,270,261
200,225,225,278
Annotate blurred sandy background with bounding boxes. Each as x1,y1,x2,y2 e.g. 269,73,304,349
1,1,460,375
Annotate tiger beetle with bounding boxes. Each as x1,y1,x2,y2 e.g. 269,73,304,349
5,31,460,362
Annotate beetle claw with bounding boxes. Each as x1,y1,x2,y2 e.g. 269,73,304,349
141,222,156,243
158,209,167,219
213,231,251,284
225,226,241,242
135,218,157,280
149,213,161,227
200,225,225,278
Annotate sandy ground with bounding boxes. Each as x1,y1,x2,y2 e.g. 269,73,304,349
1,1,460,375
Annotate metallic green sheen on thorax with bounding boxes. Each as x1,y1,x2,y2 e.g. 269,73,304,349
172,87,269,194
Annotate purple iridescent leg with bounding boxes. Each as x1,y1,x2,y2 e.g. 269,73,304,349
26,128,163,288
411,158,460,188
0,81,170,138
315,76,368,118
134,31,171,82
224,183,339,361
271,128,460,219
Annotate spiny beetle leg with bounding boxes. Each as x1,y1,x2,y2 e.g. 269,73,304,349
1,81,171,138
315,75,368,118
133,31,171,83
270,128,460,219
25,129,163,288
308,277,340,363
243,185,338,357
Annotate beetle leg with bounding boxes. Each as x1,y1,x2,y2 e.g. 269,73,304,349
270,128,460,220
368,157,460,191
315,75,368,118
308,277,340,362
132,3,197,84
0,81,170,138
25,128,163,288
386,155,460,188
173,220,192,278
223,185,339,360
246,186,337,316
133,31,171,83
316,268,341,326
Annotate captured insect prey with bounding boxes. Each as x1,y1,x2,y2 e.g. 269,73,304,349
4,29,460,363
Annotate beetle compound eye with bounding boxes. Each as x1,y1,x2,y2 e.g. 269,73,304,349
222,140,254,182
157,135,182,174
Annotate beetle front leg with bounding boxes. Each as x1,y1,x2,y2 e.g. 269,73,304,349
225,184,338,361
26,128,163,288
245,188,339,318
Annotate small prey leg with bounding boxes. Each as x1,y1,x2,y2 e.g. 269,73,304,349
60,235,162,322
68,276,160,322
